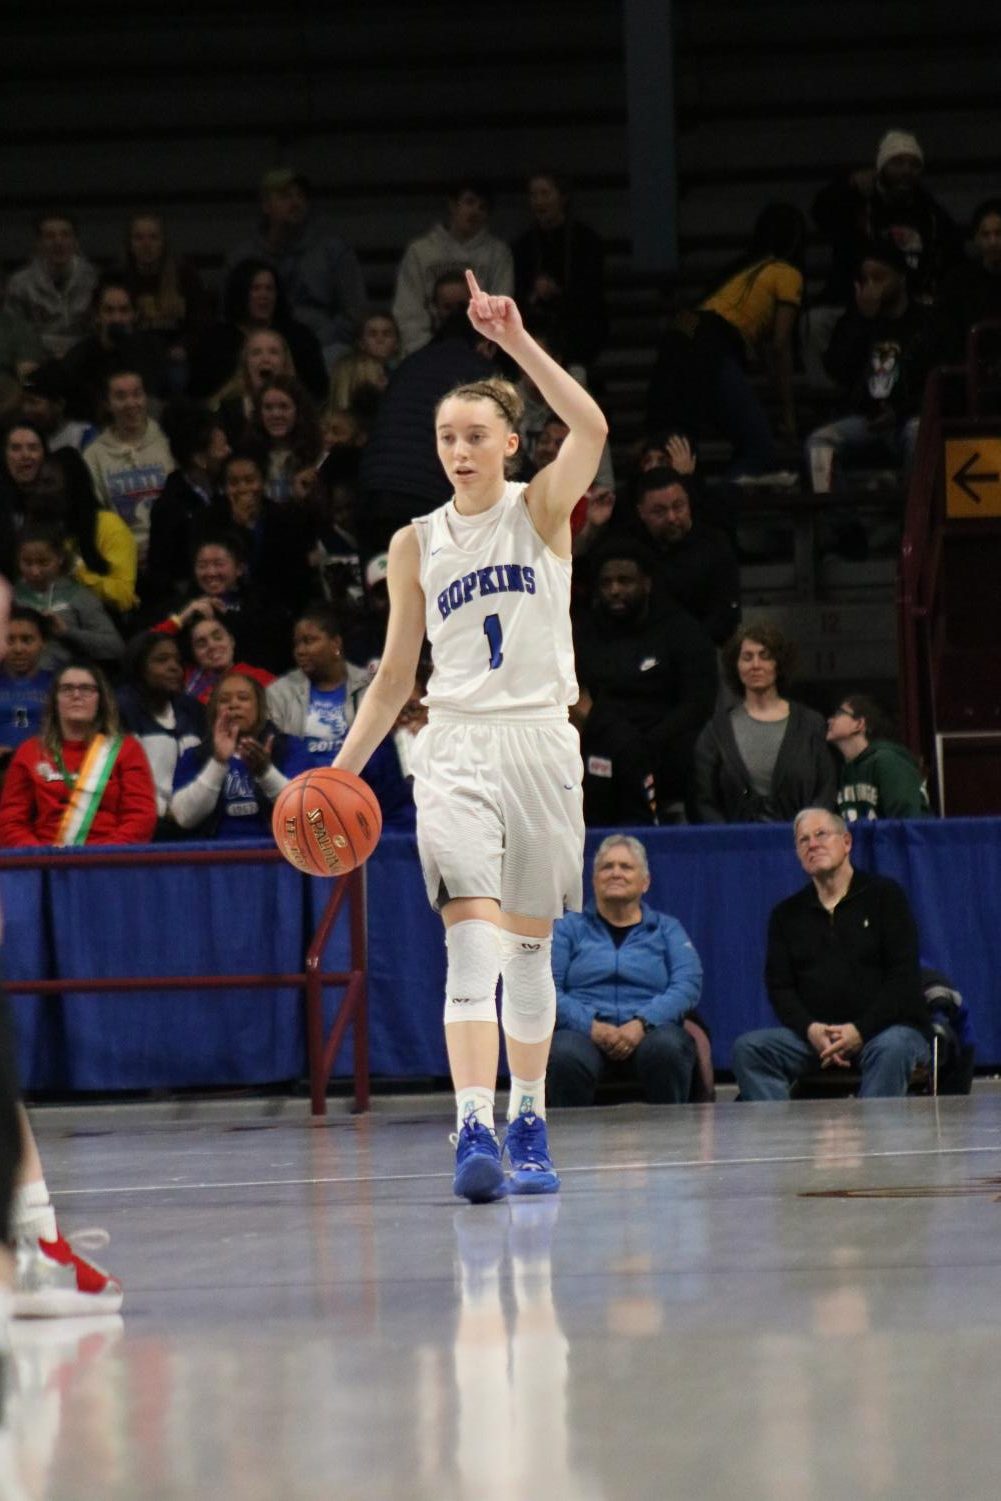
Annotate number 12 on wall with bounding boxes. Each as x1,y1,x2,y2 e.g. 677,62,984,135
483,614,504,669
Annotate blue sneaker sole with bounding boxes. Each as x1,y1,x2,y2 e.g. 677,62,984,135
453,1155,508,1204
508,1170,561,1196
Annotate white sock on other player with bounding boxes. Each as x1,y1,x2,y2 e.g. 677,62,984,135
12,1180,57,1242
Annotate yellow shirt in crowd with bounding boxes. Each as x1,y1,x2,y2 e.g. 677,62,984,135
73,509,139,613
700,258,804,353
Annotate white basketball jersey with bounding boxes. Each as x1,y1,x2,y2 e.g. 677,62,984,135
413,481,578,716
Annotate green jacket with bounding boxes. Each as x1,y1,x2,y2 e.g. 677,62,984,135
836,739,930,821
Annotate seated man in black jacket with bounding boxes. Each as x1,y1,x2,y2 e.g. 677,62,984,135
732,807,931,1098
572,539,717,824
804,239,939,492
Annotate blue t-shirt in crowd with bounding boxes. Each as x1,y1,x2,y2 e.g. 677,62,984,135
299,684,350,768
0,669,53,751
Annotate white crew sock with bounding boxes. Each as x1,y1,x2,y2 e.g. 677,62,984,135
507,1076,547,1122
12,1180,57,1242
456,1085,496,1135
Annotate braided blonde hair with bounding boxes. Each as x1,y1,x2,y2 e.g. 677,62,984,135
435,377,524,430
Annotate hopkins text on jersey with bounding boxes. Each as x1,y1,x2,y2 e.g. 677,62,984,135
436,564,537,621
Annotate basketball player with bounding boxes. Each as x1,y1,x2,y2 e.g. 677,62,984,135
333,270,607,1202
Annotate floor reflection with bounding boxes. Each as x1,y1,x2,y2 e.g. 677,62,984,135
449,1198,603,1500
3,1315,124,1499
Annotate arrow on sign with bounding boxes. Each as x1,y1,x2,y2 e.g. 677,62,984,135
952,451,1000,504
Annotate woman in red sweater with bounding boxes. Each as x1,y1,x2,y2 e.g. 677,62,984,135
0,661,157,846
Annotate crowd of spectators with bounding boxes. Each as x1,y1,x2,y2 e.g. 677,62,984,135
649,128,998,494
1,130,988,848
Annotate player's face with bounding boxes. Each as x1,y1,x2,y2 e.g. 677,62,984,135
593,844,650,907
216,676,259,733
597,559,649,619
737,638,777,694
637,484,692,543
194,545,241,597
975,212,1001,272
293,621,342,680
5,620,44,677
190,620,235,671
5,428,46,486
435,397,516,493
795,815,851,877
143,638,184,698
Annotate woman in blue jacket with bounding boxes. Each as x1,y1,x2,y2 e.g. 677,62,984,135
548,833,705,1105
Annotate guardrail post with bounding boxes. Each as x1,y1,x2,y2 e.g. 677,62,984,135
0,845,369,1117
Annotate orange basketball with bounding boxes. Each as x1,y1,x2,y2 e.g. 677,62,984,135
272,767,382,877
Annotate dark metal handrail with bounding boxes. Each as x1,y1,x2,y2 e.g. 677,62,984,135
0,844,367,1116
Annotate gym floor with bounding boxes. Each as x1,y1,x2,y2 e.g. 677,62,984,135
7,1091,1001,1500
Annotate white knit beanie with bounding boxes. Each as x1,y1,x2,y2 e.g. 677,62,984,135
876,130,924,173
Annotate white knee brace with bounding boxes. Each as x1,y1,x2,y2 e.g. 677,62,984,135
499,931,556,1044
443,920,501,1026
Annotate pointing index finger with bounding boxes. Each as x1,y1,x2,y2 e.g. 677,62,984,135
465,268,482,299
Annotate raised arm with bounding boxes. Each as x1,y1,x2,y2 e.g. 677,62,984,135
332,525,426,776
464,271,608,547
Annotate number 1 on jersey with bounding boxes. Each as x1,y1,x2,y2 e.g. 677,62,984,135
483,613,504,670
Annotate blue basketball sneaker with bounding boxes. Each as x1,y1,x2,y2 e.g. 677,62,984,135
503,1113,561,1195
452,1118,507,1203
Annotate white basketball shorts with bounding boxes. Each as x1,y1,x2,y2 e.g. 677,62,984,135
410,712,584,920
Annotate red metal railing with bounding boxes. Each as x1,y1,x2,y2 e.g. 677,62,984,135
899,327,1001,780
0,845,367,1117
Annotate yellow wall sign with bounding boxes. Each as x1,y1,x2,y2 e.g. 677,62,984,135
945,438,1001,517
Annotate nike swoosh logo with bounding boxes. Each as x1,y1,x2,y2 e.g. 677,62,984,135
431,547,443,555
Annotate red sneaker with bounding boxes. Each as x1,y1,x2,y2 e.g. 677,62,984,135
13,1230,123,1318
